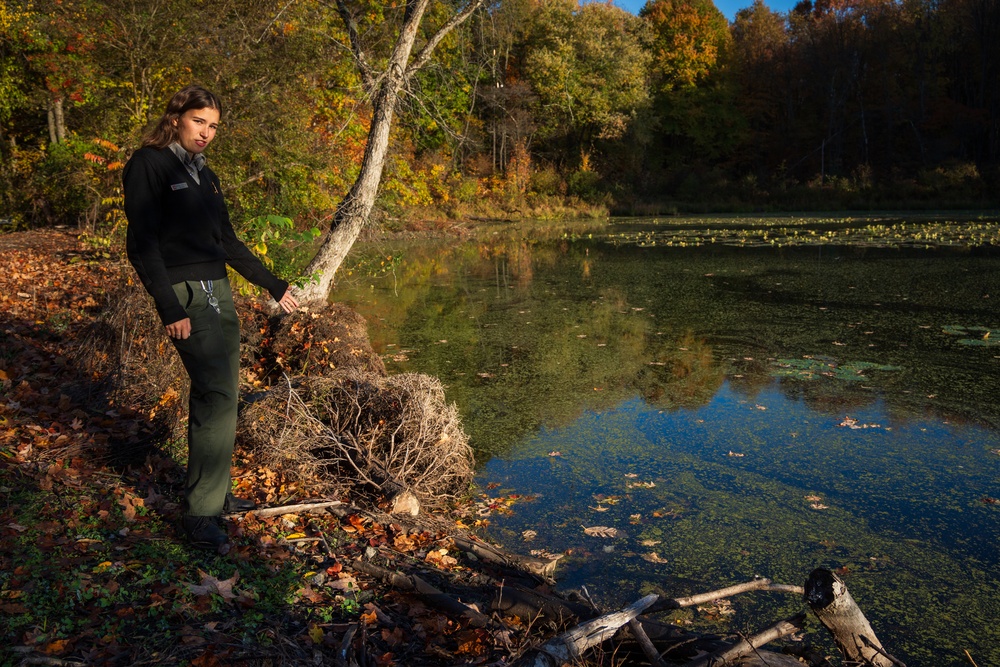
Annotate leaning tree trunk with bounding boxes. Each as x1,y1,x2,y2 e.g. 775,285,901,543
296,0,484,305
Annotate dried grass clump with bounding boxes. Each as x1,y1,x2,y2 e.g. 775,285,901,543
239,371,474,505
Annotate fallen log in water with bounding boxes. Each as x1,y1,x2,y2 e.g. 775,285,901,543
649,578,806,613
682,613,807,667
452,534,562,582
490,580,593,626
805,568,903,667
514,594,660,667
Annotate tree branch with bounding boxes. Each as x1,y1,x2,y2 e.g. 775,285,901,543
405,0,485,79
682,613,807,667
334,0,375,91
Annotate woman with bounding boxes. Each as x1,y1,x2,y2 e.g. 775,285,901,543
123,85,298,549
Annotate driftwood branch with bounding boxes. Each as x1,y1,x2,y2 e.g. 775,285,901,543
629,618,667,667
683,613,807,667
650,578,805,613
246,500,344,517
514,594,659,667
805,568,898,667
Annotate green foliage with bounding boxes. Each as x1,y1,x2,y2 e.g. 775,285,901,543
522,1,652,143
230,215,322,294
3,0,1000,231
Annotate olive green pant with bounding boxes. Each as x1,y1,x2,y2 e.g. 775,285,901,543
170,277,240,517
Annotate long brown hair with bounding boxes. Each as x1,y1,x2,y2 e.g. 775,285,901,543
142,85,222,149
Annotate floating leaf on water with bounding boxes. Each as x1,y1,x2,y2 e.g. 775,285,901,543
584,526,618,538
548,451,562,457
521,530,537,541
640,539,661,547
642,552,668,564
804,495,823,502
810,503,830,510
839,416,881,429
589,505,610,512
728,451,745,457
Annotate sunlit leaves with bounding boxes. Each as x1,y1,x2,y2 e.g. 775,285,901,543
640,0,730,91
522,1,652,141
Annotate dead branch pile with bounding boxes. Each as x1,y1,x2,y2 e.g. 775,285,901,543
260,302,386,380
239,371,474,505
77,266,279,420
76,269,188,424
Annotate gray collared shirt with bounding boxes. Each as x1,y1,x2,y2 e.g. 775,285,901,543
168,142,205,185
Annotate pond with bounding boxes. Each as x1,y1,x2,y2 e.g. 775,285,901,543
330,215,1000,665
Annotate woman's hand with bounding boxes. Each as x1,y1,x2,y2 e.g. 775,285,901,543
166,318,192,339
277,289,299,314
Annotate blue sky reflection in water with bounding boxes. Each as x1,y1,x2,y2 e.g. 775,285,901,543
331,218,1000,665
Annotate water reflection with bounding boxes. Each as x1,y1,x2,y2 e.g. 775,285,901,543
332,220,1000,665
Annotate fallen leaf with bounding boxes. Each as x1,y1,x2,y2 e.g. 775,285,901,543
642,552,668,564
583,526,618,538
186,570,241,601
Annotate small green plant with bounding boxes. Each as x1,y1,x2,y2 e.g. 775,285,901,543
339,596,360,615
231,215,322,294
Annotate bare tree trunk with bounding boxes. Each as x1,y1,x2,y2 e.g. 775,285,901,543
297,0,484,304
47,99,58,145
53,97,66,143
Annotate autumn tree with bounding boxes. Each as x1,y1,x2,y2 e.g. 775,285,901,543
639,0,742,173
296,0,486,303
521,0,652,148
641,0,730,91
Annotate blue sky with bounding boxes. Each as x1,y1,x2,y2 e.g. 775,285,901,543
615,0,797,21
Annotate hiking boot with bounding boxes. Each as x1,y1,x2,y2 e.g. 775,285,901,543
223,493,257,513
182,515,228,550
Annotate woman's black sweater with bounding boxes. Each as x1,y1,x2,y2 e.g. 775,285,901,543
123,146,288,325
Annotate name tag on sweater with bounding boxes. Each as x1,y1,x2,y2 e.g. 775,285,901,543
170,182,188,191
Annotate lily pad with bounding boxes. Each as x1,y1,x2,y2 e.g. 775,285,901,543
771,357,902,381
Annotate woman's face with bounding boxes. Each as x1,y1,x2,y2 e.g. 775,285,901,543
172,107,220,154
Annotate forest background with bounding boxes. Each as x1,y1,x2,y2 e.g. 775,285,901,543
3,0,1000,264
